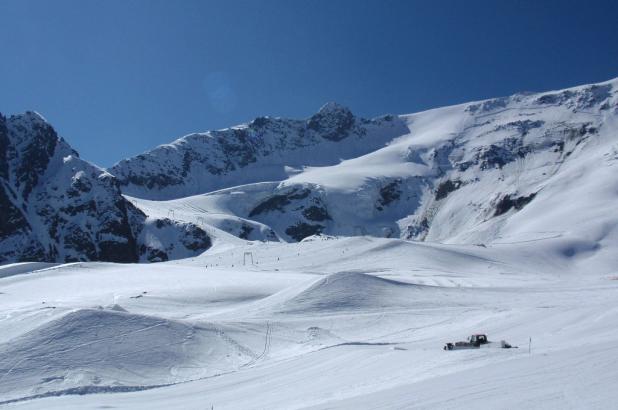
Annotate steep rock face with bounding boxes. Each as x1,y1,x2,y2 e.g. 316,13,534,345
306,102,355,141
136,217,212,262
109,103,408,200
246,186,330,242
0,113,211,264
239,178,426,242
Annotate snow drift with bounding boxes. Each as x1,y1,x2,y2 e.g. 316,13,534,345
0,307,253,402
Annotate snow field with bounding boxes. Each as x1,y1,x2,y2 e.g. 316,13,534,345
2,236,618,408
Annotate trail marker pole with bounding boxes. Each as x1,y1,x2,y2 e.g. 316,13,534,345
243,251,254,266
529,337,531,354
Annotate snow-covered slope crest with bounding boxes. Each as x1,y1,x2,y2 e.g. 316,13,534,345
109,103,408,200
129,77,618,249
0,112,211,263
0,307,252,403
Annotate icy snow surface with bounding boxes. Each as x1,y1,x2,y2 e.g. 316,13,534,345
1,235,618,409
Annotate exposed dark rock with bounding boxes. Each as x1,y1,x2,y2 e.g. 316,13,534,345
181,151,195,177
376,180,402,210
302,205,331,222
239,224,254,240
123,173,184,189
70,175,92,193
565,122,597,140
14,115,57,200
155,218,173,229
139,217,211,258
97,199,139,263
0,114,9,179
536,91,575,105
213,128,258,168
466,98,508,114
180,225,212,251
285,222,323,241
460,137,530,172
430,142,456,175
97,239,137,263
536,85,611,111
405,218,429,240
575,84,612,109
250,116,271,128
17,244,48,262
479,145,517,170
435,179,462,201
306,103,355,141
63,227,97,261
0,183,30,239
457,161,472,172
60,200,97,216
249,188,311,217
498,120,545,135
494,193,537,216
140,245,169,262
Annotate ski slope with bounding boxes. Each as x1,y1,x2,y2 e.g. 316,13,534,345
2,77,618,408
1,236,618,409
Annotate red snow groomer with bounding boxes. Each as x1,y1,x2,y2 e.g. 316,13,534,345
444,334,514,350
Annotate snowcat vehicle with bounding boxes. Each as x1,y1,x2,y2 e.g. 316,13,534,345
444,334,515,350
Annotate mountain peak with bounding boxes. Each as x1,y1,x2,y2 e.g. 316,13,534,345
307,102,355,141
316,102,352,116
9,111,49,126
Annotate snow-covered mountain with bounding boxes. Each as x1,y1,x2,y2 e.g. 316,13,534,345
117,78,618,251
2,77,617,264
110,102,407,200
0,112,211,263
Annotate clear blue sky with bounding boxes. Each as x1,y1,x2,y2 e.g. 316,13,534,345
1,0,617,167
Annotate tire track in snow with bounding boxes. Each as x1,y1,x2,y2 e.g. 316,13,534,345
242,321,271,368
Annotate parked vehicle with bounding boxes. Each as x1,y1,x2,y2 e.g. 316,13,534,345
444,334,515,350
